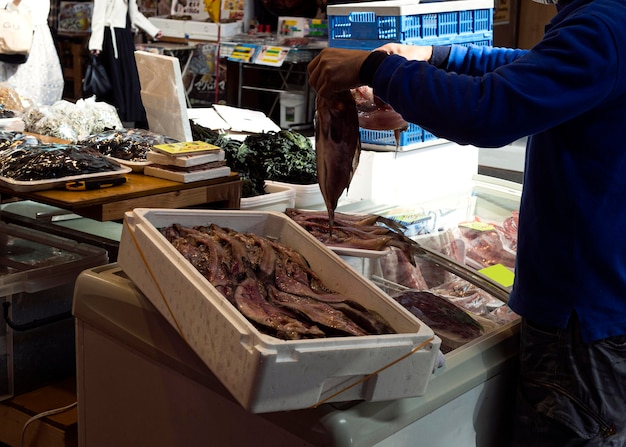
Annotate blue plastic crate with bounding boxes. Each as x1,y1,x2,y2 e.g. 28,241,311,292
328,0,493,50
358,37,491,150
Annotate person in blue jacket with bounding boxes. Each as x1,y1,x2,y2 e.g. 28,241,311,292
308,0,626,444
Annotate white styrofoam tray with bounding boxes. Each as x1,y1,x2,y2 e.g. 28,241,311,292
0,166,131,192
239,183,296,211
148,16,243,41
184,20,243,41
117,209,440,413
266,180,324,209
147,16,187,38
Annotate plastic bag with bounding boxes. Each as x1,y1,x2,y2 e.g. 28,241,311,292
82,54,112,98
0,6,33,64
0,83,25,112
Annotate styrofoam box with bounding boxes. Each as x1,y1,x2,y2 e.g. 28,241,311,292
266,180,324,209
117,209,440,413
184,20,243,41
148,16,187,39
148,16,243,41
346,142,479,205
239,183,296,211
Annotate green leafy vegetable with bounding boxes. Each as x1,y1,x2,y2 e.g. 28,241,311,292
191,121,317,198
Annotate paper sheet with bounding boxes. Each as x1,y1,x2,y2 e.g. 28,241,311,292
187,108,231,131
213,104,281,134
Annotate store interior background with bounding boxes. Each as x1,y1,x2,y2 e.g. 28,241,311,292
54,0,556,136
1,1,557,446
53,0,557,184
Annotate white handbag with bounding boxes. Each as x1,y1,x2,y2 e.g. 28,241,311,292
0,5,34,63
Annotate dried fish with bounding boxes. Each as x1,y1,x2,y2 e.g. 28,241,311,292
79,128,177,162
160,222,396,340
352,86,409,148
0,143,124,181
314,91,361,234
392,289,484,353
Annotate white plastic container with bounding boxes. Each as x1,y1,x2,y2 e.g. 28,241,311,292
148,17,243,41
184,20,243,41
117,209,440,413
239,183,296,211
0,222,108,400
147,16,186,38
279,90,314,129
266,180,324,209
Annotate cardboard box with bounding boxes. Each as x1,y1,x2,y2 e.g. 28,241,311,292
117,209,440,412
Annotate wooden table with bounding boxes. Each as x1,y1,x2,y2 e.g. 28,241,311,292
0,172,242,222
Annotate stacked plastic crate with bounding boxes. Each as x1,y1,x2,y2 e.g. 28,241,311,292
327,0,494,150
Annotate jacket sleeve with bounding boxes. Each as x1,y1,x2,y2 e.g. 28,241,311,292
88,0,107,51
446,45,527,75
128,0,160,38
370,15,622,148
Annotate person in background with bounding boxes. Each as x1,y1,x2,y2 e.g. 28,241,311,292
308,0,626,445
89,0,162,128
0,0,64,107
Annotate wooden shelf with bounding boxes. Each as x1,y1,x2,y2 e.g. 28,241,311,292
57,32,90,101
0,378,77,447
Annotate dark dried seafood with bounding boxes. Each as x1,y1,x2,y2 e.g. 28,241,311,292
0,131,39,151
160,222,395,340
0,104,15,118
391,289,485,353
0,143,124,181
79,128,178,162
352,86,408,146
285,208,418,265
314,91,361,234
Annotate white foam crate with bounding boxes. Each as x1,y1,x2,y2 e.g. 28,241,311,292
148,16,186,38
239,183,296,211
184,20,243,41
148,17,243,41
266,180,324,209
117,209,440,413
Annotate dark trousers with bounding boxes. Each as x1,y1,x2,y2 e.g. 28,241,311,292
509,316,626,446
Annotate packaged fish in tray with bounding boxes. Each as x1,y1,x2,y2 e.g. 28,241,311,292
118,208,441,413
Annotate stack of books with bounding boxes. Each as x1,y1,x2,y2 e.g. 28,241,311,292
144,141,230,183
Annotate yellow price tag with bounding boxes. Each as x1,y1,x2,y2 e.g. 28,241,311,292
460,221,496,231
478,264,515,288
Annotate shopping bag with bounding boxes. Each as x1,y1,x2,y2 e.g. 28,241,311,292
83,54,112,98
0,6,34,64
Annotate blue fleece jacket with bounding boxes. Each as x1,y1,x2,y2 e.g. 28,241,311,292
366,0,626,342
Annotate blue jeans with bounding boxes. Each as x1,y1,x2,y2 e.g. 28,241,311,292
509,316,626,446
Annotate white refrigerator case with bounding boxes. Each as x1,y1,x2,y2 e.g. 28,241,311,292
73,257,519,447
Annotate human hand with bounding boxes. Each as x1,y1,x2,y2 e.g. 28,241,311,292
155,30,163,40
308,48,370,97
375,43,433,62
90,49,101,56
